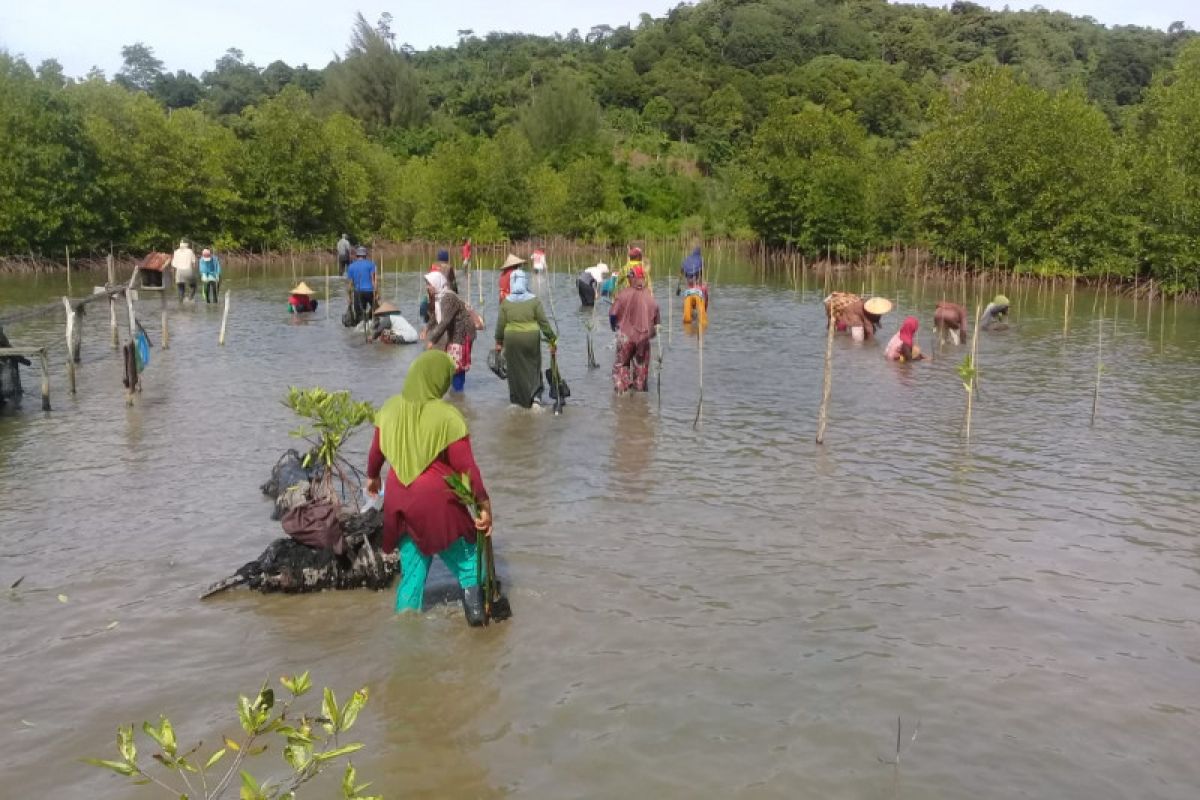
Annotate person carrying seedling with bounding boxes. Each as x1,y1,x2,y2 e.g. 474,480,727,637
365,351,494,626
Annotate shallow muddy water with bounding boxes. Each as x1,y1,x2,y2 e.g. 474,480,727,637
2,261,1199,798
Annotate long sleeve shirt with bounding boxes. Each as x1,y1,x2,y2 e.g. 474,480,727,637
367,429,489,556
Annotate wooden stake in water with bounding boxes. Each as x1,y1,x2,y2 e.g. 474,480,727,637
815,313,835,445
963,305,982,444
692,314,705,430
65,245,72,295
218,291,230,346
1091,294,1106,427
62,297,76,395
325,261,331,320
1062,292,1070,339
109,293,119,348
160,282,169,350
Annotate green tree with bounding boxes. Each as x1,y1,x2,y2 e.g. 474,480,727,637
0,54,99,253
115,42,163,92
740,102,872,252
237,87,337,244
519,74,603,164
322,12,429,132
1126,39,1200,287
913,69,1122,272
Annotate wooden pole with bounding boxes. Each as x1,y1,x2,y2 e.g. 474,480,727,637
65,245,72,295
1091,290,1106,427
62,297,76,395
815,312,835,444
160,283,169,350
219,290,230,346
125,286,137,333
325,261,331,320
38,349,51,411
692,314,704,430
109,292,119,348
964,304,982,444
106,251,116,286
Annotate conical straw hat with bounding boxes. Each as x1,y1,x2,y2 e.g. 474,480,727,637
373,301,400,316
864,297,893,315
501,254,526,270
290,281,317,295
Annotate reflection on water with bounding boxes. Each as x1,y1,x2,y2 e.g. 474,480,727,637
2,265,1199,799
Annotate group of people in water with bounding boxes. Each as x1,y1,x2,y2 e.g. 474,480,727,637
289,239,1014,627
312,241,692,624
824,290,1011,361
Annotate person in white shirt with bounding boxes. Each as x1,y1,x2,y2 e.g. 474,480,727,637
172,240,198,302
577,262,609,307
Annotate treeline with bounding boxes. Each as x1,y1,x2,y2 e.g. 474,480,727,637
1,1,1198,286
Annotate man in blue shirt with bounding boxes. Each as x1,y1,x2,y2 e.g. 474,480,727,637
345,245,377,323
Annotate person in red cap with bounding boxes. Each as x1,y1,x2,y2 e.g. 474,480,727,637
610,265,660,394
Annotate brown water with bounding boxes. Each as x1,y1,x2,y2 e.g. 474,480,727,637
2,264,1199,799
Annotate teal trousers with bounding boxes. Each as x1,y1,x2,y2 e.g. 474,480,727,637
395,535,484,612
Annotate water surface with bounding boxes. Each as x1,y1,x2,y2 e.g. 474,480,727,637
2,262,1198,798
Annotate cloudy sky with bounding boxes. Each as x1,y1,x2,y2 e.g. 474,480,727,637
0,1,1192,78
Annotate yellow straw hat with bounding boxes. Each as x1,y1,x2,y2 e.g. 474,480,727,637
864,297,893,316
501,254,526,270
290,281,317,295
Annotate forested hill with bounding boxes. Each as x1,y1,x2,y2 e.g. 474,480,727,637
1,1,1197,285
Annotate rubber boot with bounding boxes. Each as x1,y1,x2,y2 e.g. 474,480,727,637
461,585,486,627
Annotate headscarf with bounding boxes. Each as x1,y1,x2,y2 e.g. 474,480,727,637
507,269,535,302
992,294,1010,307
628,246,642,260
682,247,702,278
201,248,212,257
899,316,919,348
425,270,449,322
375,351,468,486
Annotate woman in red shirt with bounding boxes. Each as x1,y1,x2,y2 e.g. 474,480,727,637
366,351,493,624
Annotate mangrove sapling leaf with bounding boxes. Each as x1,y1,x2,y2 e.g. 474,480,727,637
956,355,976,394
322,688,341,733
340,689,368,732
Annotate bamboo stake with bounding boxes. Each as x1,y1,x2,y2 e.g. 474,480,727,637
1146,280,1153,336
109,294,118,348
964,304,982,444
65,245,72,294
219,291,230,346
1091,290,1106,426
325,261,330,320
62,297,76,395
815,312,835,445
38,349,51,411
692,312,704,430
160,282,169,350
1062,292,1070,338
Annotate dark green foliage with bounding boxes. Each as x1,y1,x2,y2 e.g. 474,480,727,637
0,2,1196,288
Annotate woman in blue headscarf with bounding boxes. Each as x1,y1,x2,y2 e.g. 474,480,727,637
494,269,557,407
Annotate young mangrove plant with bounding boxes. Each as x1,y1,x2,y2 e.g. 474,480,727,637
86,673,378,800
285,387,376,502
445,472,510,623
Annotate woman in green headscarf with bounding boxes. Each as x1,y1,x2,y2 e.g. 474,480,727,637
366,351,493,625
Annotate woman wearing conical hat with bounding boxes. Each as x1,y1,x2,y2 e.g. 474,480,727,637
287,281,319,314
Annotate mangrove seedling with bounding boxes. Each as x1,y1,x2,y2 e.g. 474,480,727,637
86,673,378,800
285,387,376,502
445,472,510,624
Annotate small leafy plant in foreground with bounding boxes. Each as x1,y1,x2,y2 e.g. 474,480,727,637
86,672,380,799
